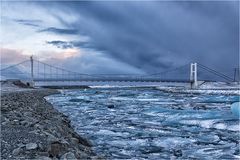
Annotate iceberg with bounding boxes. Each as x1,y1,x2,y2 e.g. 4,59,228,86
231,102,240,118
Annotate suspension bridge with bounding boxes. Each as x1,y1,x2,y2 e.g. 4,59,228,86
0,56,239,87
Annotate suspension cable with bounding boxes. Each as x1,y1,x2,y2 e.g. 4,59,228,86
143,63,190,77
0,60,29,71
198,63,233,81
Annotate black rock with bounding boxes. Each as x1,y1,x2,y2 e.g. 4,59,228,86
107,104,115,109
173,149,182,157
95,91,101,94
69,99,91,103
140,146,163,154
193,104,207,110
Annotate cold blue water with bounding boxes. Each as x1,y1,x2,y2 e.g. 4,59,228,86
46,87,240,159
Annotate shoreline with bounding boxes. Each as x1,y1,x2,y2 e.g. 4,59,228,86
1,88,98,159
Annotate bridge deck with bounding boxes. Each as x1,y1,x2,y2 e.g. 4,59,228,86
33,78,191,83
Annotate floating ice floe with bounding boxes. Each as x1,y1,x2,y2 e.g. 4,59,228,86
109,97,134,101
137,98,160,102
179,119,215,129
153,137,195,149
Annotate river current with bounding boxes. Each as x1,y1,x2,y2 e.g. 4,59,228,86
46,87,240,159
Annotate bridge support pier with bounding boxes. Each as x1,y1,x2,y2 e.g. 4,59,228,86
190,63,198,88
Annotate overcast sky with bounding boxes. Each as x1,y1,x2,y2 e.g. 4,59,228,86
1,1,239,77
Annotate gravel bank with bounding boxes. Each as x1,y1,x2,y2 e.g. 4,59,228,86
1,89,98,159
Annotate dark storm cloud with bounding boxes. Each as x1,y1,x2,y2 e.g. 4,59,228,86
46,40,73,49
38,1,238,76
46,40,90,49
13,19,41,27
39,27,78,35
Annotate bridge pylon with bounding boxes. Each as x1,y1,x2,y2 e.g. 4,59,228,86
29,56,35,87
190,62,198,88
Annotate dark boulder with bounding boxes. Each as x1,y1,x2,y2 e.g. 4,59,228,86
173,149,182,157
107,104,115,109
69,99,91,103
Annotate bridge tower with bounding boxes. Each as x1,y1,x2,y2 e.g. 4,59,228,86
190,63,198,88
30,56,34,81
30,56,35,87
234,68,240,83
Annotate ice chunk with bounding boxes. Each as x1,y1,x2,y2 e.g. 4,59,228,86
227,125,240,131
231,102,240,118
213,123,227,130
153,137,195,149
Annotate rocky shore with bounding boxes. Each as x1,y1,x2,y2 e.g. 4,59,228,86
1,89,98,159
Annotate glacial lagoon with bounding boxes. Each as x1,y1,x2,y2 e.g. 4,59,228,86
46,87,240,159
